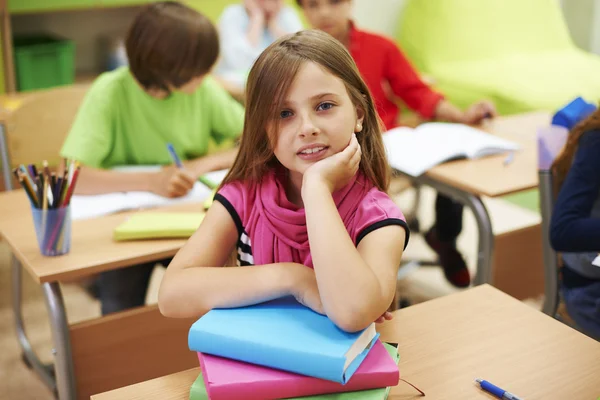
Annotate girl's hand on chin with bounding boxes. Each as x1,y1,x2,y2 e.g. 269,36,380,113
302,133,361,194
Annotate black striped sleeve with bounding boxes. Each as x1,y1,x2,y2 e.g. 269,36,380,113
213,193,243,237
356,218,410,249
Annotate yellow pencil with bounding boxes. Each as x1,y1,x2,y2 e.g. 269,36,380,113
16,170,39,207
42,174,48,210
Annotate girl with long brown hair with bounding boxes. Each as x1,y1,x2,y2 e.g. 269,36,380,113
550,107,600,339
159,30,409,332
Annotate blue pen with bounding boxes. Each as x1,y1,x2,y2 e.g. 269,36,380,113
166,143,183,168
476,379,524,400
503,151,515,166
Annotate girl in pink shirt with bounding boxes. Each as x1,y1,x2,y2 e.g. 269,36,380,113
159,30,409,332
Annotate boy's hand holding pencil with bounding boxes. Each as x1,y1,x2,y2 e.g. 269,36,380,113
151,166,196,198
150,143,196,198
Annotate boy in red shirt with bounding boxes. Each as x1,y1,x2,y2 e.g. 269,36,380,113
297,0,497,287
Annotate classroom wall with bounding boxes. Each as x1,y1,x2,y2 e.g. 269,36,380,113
9,0,600,77
11,7,140,75
352,0,407,37
561,0,600,54
353,0,600,56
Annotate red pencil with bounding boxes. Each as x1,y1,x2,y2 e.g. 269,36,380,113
62,165,81,207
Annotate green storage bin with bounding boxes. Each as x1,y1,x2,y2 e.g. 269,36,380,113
13,34,75,91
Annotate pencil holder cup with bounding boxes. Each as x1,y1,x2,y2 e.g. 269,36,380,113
31,205,72,256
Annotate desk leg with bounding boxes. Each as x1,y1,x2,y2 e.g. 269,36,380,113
463,194,494,286
0,123,13,191
12,255,57,393
414,175,494,286
12,255,76,399
42,282,76,400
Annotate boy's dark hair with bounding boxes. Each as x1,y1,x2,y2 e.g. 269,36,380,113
125,1,219,94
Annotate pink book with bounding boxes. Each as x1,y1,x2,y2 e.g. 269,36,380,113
198,340,399,400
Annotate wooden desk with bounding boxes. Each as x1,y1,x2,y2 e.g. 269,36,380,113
0,190,204,400
92,285,600,400
411,111,551,286
0,190,197,283
427,111,550,198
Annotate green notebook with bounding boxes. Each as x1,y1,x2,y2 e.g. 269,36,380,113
113,212,205,241
189,344,399,400
199,169,228,189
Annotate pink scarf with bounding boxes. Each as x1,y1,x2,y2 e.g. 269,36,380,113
251,170,373,268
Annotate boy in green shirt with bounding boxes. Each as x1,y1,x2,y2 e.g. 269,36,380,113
61,1,244,314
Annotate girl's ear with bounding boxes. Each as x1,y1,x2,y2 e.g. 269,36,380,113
355,106,365,133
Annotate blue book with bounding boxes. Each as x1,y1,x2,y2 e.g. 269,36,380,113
552,96,596,130
188,296,379,384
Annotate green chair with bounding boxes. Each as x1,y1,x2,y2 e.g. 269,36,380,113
396,0,600,115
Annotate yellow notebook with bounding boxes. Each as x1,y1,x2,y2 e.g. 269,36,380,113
113,212,205,241
203,189,216,210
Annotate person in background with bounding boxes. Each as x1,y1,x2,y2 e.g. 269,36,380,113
61,1,244,315
214,0,304,100
551,108,600,340
296,0,497,288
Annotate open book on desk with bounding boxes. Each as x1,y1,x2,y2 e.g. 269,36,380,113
383,122,520,177
69,165,214,220
70,183,212,220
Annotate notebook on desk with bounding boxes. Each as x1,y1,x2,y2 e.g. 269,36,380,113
70,182,211,220
70,165,214,220
383,122,520,177
197,341,399,400
189,369,396,400
188,296,379,384
113,212,205,241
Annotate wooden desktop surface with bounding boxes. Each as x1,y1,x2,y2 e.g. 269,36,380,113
0,189,202,283
425,111,551,198
91,285,600,400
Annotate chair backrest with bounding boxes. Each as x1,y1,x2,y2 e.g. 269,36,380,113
537,125,569,316
0,83,90,189
397,0,574,72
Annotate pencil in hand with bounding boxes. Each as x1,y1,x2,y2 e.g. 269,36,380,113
167,143,184,169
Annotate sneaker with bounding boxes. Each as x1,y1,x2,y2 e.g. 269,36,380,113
424,229,471,288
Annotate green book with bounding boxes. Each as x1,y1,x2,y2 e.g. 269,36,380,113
189,344,399,400
199,169,228,189
113,212,205,241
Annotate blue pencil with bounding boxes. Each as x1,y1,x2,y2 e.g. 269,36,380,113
166,143,183,169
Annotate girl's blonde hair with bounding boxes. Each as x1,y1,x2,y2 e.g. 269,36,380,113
220,29,390,191
552,107,600,192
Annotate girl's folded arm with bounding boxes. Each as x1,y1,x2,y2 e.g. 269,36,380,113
158,201,299,318
316,224,405,332
304,183,405,332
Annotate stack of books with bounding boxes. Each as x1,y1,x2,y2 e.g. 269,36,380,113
187,296,400,400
